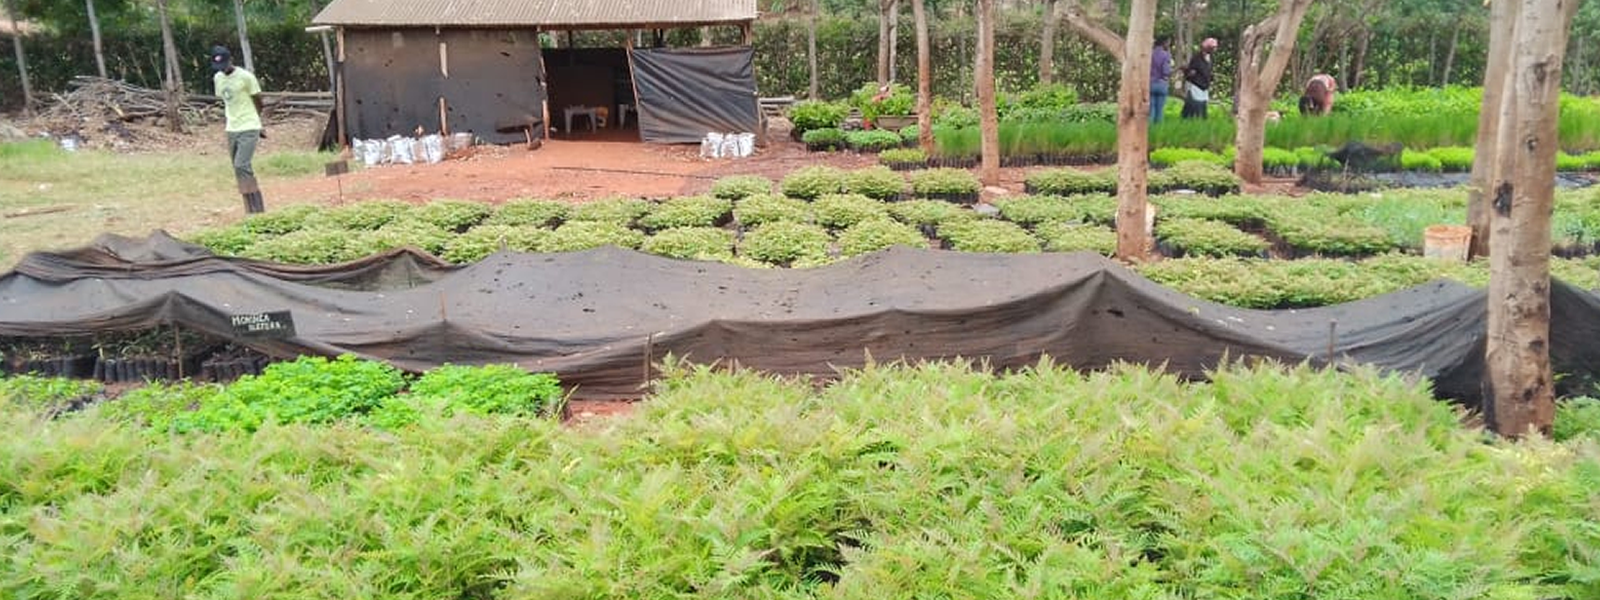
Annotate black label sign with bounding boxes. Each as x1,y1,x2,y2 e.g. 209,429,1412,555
229,311,296,339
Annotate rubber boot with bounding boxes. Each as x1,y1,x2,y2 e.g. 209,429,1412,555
242,192,265,214
250,192,266,214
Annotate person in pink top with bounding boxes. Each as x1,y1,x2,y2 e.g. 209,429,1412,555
1299,73,1338,116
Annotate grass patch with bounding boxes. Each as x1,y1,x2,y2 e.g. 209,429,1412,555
0,144,332,268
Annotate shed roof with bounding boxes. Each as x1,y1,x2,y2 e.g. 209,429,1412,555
312,0,757,28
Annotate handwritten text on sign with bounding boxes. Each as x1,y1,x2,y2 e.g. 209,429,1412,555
229,311,296,339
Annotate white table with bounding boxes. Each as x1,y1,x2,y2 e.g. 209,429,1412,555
563,106,599,134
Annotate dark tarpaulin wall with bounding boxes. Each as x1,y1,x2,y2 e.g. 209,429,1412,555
6,233,1600,404
342,28,545,145
438,30,546,145
629,47,759,143
343,30,441,143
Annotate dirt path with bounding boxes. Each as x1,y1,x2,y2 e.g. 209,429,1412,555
271,134,886,205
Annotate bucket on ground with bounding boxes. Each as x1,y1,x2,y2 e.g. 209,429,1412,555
1423,225,1472,261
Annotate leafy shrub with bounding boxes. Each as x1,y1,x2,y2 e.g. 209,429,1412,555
851,82,915,122
1150,161,1243,196
938,220,1040,253
1401,150,1444,173
1294,146,1339,169
801,127,847,150
484,199,569,227
441,225,551,263
403,364,561,419
1261,147,1300,171
323,199,414,230
1268,208,1396,256
540,221,645,252
837,219,928,256
889,199,980,228
710,175,775,200
1557,152,1587,172
845,129,903,152
1156,194,1273,226
1036,222,1116,255
413,199,493,232
898,124,921,145
185,225,256,256
173,355,405,432
1554,396,1600,441
243,227,360,264
787,100,850,133
567,197,651,225
812,194,891,229
880,147,928,166
933,102,979,129
1025,167,1117,195
844,166,907,200
0,374,103,412
1157,218,1270,257
907,168,982,196
740,221,833,265
781,166,848,200
1150,147,1228,167
735,193,813,226
1426,146,1476,172
642,227,736,260
95,380,219,430
638,196,733,230
998,83,1080,121
241,203,322,235
993,195,1084,227
347,220,454,256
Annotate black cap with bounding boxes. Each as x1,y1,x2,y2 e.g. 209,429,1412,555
209,45,232,71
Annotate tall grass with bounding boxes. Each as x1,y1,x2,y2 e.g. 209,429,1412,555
1,361,1597,598
932,106,1600,158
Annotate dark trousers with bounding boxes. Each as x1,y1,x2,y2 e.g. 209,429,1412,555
1181,96,1208,120
227,129,261,194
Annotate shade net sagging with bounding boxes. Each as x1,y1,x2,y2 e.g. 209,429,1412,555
4,232,1600,404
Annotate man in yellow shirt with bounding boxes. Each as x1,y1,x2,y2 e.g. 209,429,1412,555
210,45,267,213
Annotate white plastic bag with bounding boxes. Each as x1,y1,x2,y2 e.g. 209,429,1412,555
719,133,739,159
355,139,385,167
388,135,416,165
420,134,445,164
701,133,725,159
735,133,755,158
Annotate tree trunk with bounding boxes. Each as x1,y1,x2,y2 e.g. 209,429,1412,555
1440,18,1462,87
808,0,820,99
1040,0,1057,85
700,26,714,47
4,0,31,115
155,0,184,133
1469,0,1514,259
1233,0,1317,184
86,0,106,78
231,0,254,72
915,0,933,152
1114,0,1157,261
877,0,894,85
888,0,899,82
977,0,1000,185
1351,27,1370,88
1484,0,1576,438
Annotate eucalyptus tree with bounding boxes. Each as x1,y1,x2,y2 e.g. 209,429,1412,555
1060,0,1158,261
